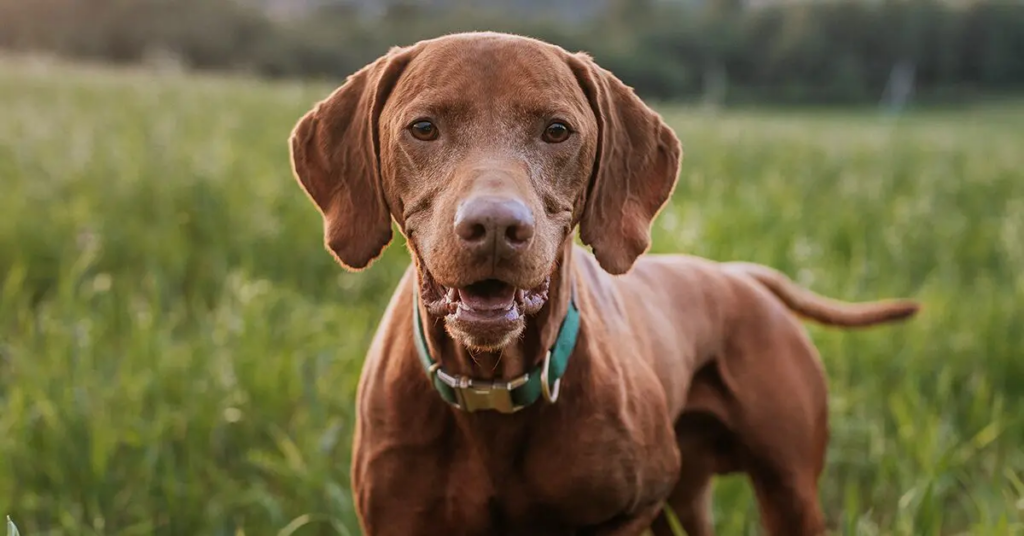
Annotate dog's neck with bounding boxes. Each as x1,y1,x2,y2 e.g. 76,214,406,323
419,239,575,383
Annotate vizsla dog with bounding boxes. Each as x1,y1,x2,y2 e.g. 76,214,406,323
288,32,919,535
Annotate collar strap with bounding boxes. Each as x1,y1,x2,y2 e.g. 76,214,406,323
412,283,581,414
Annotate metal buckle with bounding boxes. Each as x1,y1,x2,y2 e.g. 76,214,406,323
433,367,530,414
540,350,560,404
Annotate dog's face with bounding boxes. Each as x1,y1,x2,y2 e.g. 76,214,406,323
289,32,682,351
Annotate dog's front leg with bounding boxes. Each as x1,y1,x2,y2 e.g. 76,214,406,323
583,502,665,536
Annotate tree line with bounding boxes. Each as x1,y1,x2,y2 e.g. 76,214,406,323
1,0,1022,104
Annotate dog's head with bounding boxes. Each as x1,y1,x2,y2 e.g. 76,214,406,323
289,32,682,351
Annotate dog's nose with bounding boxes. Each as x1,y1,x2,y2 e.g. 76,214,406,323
455,196,535,256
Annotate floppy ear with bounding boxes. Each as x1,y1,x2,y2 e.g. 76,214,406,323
568,53,683,275
288,47,416,271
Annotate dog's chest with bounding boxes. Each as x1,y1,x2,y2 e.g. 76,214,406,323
355,405,678,535
459,411,678,531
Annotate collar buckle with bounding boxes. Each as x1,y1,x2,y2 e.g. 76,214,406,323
414,278,580,413
430,363,530,414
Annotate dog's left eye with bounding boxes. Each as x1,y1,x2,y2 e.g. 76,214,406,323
543,121,572,144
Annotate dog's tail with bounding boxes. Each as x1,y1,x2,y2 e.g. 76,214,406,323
722,262,920,328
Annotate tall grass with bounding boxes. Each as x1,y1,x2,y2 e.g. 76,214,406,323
1,58,1022,535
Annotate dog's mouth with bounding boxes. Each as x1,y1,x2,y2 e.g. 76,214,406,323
421,274,550,327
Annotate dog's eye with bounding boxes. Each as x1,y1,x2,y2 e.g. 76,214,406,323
409,120,439,141
543,121,571,143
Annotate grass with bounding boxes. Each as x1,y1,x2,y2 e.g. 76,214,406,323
0,57,1022,535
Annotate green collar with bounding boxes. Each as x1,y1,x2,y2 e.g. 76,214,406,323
412,283,581,414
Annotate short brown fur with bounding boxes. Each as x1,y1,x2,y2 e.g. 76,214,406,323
288,32,920,535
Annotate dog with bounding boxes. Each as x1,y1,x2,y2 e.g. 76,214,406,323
287,31,919,536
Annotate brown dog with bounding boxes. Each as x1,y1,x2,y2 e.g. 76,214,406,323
288,32,919,536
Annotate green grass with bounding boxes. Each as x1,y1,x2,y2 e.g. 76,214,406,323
1,57,1022,535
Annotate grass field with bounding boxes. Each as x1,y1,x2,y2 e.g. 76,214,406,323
1,57,1023,535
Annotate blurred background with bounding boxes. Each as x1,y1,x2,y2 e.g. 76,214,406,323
2,0,1024,105
1,1,1022,535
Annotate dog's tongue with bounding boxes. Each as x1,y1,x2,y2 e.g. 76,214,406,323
457,280,516,311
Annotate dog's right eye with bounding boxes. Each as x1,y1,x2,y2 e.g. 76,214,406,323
409,120,439,141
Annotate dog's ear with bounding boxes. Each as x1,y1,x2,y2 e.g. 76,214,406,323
568,53,683,275
288,46,416,271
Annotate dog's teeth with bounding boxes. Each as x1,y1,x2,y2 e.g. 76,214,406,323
515,289,525,303
446,287,458,302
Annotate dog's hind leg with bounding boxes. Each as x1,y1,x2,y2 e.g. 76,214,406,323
720,335,831,535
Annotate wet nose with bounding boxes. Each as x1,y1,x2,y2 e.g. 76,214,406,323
454,196,535,257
